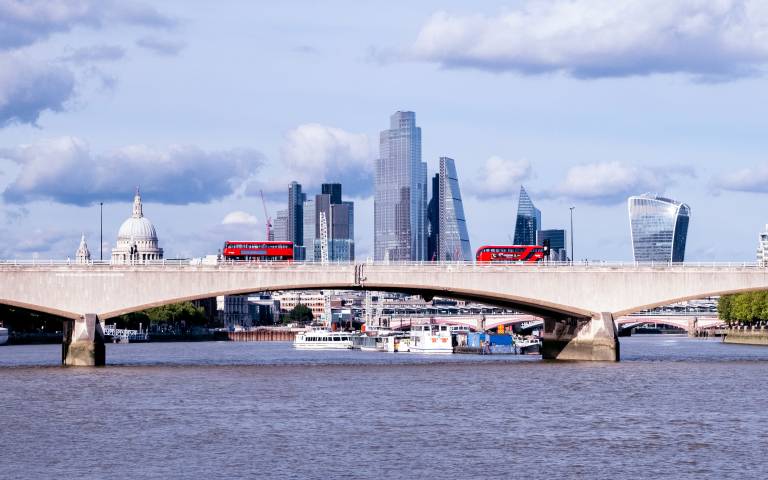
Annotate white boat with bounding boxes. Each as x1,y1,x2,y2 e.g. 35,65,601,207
293,327,355,350
515,337,542,354
409,324,454,354
0,327,8,345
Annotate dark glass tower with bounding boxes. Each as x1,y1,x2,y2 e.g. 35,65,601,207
288,181,305,260
427,173,439,261
513,186,541,245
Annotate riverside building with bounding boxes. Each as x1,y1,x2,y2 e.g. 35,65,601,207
628,194,690,263
757,225,768,266
375,111,427,261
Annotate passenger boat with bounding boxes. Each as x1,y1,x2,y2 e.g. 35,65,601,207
409,324,453,354
0,327,8,345
293,327,355,350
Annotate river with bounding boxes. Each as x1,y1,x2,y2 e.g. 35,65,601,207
1,336,767,479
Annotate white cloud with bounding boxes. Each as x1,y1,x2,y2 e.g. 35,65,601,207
715,164,768,193
550,161,692,204
412,0,768,79
0,55,75,126
278,123,373,196
222,211,258,226
0,0,175,51
466,156,532,197
0,136,264,206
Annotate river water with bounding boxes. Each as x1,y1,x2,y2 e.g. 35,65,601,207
1,336,767,479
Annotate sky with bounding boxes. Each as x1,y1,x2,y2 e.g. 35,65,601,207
1,0,768,261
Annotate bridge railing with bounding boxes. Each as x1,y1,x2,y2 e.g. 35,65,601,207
0,259,765,270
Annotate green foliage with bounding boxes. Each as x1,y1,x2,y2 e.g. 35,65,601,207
285,303,313,324
719,291,768,325
115,302,207,329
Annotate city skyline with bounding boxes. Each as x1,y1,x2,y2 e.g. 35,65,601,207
1,1,768,261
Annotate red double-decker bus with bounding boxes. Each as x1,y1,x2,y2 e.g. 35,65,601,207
475,245,545,263
222,241,294,261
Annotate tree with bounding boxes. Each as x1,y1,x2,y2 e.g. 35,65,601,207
285,303,313,324
115,302,207,332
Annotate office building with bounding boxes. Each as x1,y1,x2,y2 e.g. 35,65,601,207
303,198,316,261
273,209,288,242
322,183,342,205
436,157,471,261
538,229,567,262
513,186,541,246
427,173,439,261
628,194,690,262
313,183,355,261
217,295,251,328
375,111,427,261
288,181,305,260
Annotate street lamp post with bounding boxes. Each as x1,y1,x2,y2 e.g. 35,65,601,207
100,202,103,261
569,206,575,263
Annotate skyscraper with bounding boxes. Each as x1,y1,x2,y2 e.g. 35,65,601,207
436,157,471,261
322,183,342,205
273,209,288,242
513,186,541,245
375,111,427,261
427,173,439,261
288,181,305,259
314,183,355,261
538,229,567,261
628,194,690,263
303,198,316,261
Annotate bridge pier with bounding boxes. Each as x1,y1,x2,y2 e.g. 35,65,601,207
541,312,619,361
62,314,105,366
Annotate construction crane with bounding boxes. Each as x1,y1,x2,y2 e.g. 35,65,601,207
319,210,331,328
260,190,273,241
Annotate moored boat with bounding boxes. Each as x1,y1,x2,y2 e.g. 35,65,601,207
0,327,8,346
409,324,453,354
293,327,355,350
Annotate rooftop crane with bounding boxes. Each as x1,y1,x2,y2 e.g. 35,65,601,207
260,190,273,241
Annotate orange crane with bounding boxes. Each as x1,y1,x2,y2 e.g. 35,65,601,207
260,190,273,241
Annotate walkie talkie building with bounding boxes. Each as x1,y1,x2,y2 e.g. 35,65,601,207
628,194,690,263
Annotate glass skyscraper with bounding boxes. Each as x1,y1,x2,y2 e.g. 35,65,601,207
375,111,427,261
436,157,471,261
628,194,690,263
513,186,541,245
288,181,305,260
427,173,439,261
302,198,316,261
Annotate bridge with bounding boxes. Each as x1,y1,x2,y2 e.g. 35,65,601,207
0,261,763,366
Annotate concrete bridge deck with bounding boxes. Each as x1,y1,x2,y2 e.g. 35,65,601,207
0,261,760,365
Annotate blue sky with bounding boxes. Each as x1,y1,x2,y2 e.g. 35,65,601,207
1,0,768,261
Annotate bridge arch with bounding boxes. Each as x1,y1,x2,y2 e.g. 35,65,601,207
612,286,768,318
98,283,594,321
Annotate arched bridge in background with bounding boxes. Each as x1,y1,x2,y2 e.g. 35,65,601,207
0,261,763,365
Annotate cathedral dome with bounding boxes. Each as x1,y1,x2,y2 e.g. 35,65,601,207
111,188,163,264
117,216,157,241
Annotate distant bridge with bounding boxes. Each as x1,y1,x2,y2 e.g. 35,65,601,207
0,261,761,365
